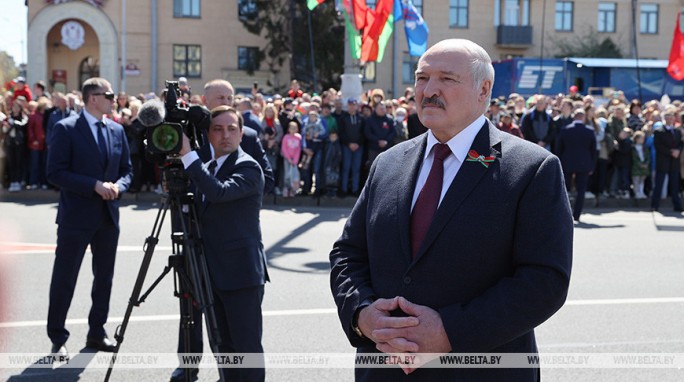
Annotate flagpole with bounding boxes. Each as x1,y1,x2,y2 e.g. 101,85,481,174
631,0,642,102
308,8,318,94
340,0,363,102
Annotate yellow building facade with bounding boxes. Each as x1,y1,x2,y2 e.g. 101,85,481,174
25,0,684,97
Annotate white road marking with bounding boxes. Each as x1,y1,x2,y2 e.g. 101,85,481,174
1,298,683,329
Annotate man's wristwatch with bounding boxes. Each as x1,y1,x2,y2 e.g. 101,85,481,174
352,298,374,338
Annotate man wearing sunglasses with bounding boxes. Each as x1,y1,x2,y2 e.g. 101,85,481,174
46,77,133,359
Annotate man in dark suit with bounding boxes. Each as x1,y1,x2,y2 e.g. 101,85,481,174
651,111,683,212
170,79,274,382
179,106,267,382
238,98,263,134
555,109,597,222
330,39,573,381
46,77,132,358
339,98,366,196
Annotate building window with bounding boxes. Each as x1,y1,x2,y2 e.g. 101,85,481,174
362,62,376,83
555,1,573,32
449,0,468,28
414,0,423,15
173,45,201,78
402,53,417,84
173,0,200,18
598,3,616,33
640,4,658,34
238,47,260,71
238,0,257,21
496,0,530,26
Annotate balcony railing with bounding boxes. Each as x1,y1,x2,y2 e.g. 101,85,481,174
496,25,533,47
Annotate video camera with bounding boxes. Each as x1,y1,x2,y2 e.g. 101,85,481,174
139,81,210,165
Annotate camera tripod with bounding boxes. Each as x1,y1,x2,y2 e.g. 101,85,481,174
104,177,222,382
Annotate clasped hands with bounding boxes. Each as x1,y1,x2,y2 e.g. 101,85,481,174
357,296,452,374
95,180,120,200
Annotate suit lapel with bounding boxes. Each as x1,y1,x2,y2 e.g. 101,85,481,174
412,122,503,263
397,136,427,262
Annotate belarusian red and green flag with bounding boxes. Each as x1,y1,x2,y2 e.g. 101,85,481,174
360,0,393,62
342,0,362,60
307,0,325,10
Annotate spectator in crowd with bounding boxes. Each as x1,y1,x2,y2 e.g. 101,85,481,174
33,81,51,101
239,98,263,134
27,98,50,189
339,98,365,197
627,100,645,131
632,131,650,199
4,100,28,192
568,85,582,101
556,108,597,222
324,129,342,197
320,103,338,135
651,111,683,212
125,100,146,193
281,121,302,198
613,128,634,199
287,79,303,99
553,99,574,137
497,112,523,138
364,102,395,166
300,110,327,195
0,102,6,189
486,99,504,125
521,94,554,151
178,77,191,99
392,107,409,145
12,77,33,102
407,108,427,139
260,104,283,195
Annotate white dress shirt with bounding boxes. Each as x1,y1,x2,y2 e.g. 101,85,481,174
82,109,108,146
181,148,230,175
411,115,486,211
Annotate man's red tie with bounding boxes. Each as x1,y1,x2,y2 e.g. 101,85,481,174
410,143,451,258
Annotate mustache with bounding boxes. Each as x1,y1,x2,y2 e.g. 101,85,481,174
421,96,445,109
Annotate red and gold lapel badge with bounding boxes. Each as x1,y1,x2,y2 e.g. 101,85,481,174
466,150,496,168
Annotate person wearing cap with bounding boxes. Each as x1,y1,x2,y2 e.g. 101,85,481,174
339,97,366,196
12,77,33,102
178,77,191,99
568,85,582,101
278,98,302,132
556,108,597,222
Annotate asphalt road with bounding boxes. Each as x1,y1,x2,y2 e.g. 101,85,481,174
0,199,683,381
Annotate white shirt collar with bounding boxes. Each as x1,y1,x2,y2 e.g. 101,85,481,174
424,115,486,163
82,109,108,128
208,144,235,174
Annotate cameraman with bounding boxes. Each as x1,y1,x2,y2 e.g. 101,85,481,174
170,79,273,382
179,106,267,382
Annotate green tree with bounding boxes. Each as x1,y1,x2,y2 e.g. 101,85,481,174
549,28,623,58
238,0,344,93
0,50,19,90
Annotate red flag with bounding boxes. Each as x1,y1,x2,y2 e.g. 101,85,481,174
352,0,368,30
668,13,684,81
360,0,393,62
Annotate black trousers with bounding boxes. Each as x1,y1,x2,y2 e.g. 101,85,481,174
47,215,119,345
566,171,590,221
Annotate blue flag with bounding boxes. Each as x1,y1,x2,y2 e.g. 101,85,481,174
394,0,429,57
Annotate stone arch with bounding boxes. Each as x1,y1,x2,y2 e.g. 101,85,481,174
27,2,119,91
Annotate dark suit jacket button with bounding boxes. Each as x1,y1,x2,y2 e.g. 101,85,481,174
403,276,412,285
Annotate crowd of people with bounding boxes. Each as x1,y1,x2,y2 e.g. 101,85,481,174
2,76,683,210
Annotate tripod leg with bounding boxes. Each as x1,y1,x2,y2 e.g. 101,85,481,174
104,196,170,382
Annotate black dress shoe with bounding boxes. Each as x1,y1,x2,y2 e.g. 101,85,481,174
50,343,69,360
86,336,117,352
170,367,199,382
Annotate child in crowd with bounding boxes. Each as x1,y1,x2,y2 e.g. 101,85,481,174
301,110,327,195
614,127,634,199
280,122,302,198
631,131,650,199
324,129,342,197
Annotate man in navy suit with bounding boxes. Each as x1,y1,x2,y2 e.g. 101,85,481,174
46,77,132,358
180,106,267,382
556,108,597,222
650,110,683,212
330,39,573,381
170,79,273,382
